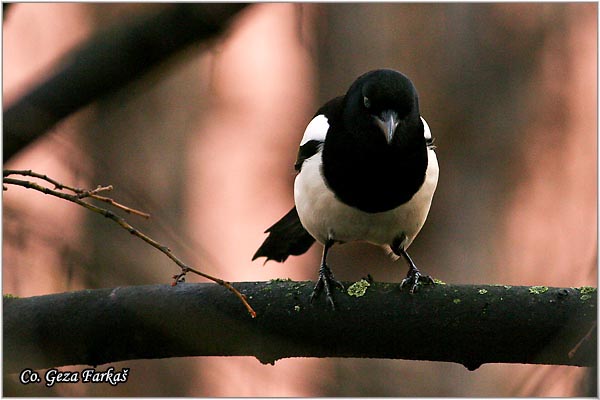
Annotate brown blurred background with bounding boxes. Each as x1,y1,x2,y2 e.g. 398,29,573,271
3,3,596,396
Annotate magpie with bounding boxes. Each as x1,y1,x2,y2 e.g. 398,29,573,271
253,69,439,309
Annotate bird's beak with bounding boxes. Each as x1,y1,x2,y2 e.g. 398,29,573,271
375,110,399,144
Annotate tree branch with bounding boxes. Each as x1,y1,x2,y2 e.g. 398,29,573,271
4,281,596,373
3,3,249,161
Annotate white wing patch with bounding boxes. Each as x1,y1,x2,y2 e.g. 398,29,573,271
300,114,329,146
421,116,432,140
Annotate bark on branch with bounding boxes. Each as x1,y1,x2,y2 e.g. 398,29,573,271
3,281,596,373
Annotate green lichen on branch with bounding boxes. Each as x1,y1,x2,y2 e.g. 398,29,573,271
347,279,371,297
577,287,596,301
270,278,292,283
577,286,596,294
528,286,549,295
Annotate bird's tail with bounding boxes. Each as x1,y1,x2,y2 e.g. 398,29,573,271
252,207,315,263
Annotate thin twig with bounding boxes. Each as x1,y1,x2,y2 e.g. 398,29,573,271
3,173,256,318
75,184,113,198
4,169,66,189
568,320,596,359
3,170,150,218
85,192,151,218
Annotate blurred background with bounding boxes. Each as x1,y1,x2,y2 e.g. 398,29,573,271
2,3,596,396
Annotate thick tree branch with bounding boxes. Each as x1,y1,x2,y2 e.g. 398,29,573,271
4,281,596,373
3,3,249,161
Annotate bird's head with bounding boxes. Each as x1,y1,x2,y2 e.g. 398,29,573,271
345,69,422,145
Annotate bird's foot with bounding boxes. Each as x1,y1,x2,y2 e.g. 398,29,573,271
400,266,434,294
310,264,345,310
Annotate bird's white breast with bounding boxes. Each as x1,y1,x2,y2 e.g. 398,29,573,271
294,147,439,250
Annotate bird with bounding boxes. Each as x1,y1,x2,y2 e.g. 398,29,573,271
253,69,439,309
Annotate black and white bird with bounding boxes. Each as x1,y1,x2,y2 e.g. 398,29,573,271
253,69,439,309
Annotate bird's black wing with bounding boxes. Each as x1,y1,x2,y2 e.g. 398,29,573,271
426,137,436,149
294,95,344,172
294,140,322,172
253,96,344,263
252,206,315,263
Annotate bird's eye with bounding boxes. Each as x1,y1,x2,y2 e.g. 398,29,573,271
363,96,371,109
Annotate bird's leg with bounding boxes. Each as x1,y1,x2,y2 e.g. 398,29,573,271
392,237,434,293
310,240,345,310
399,248,434,293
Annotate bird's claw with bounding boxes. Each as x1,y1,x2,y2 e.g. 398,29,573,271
400,269,434,293
310,264,345,310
